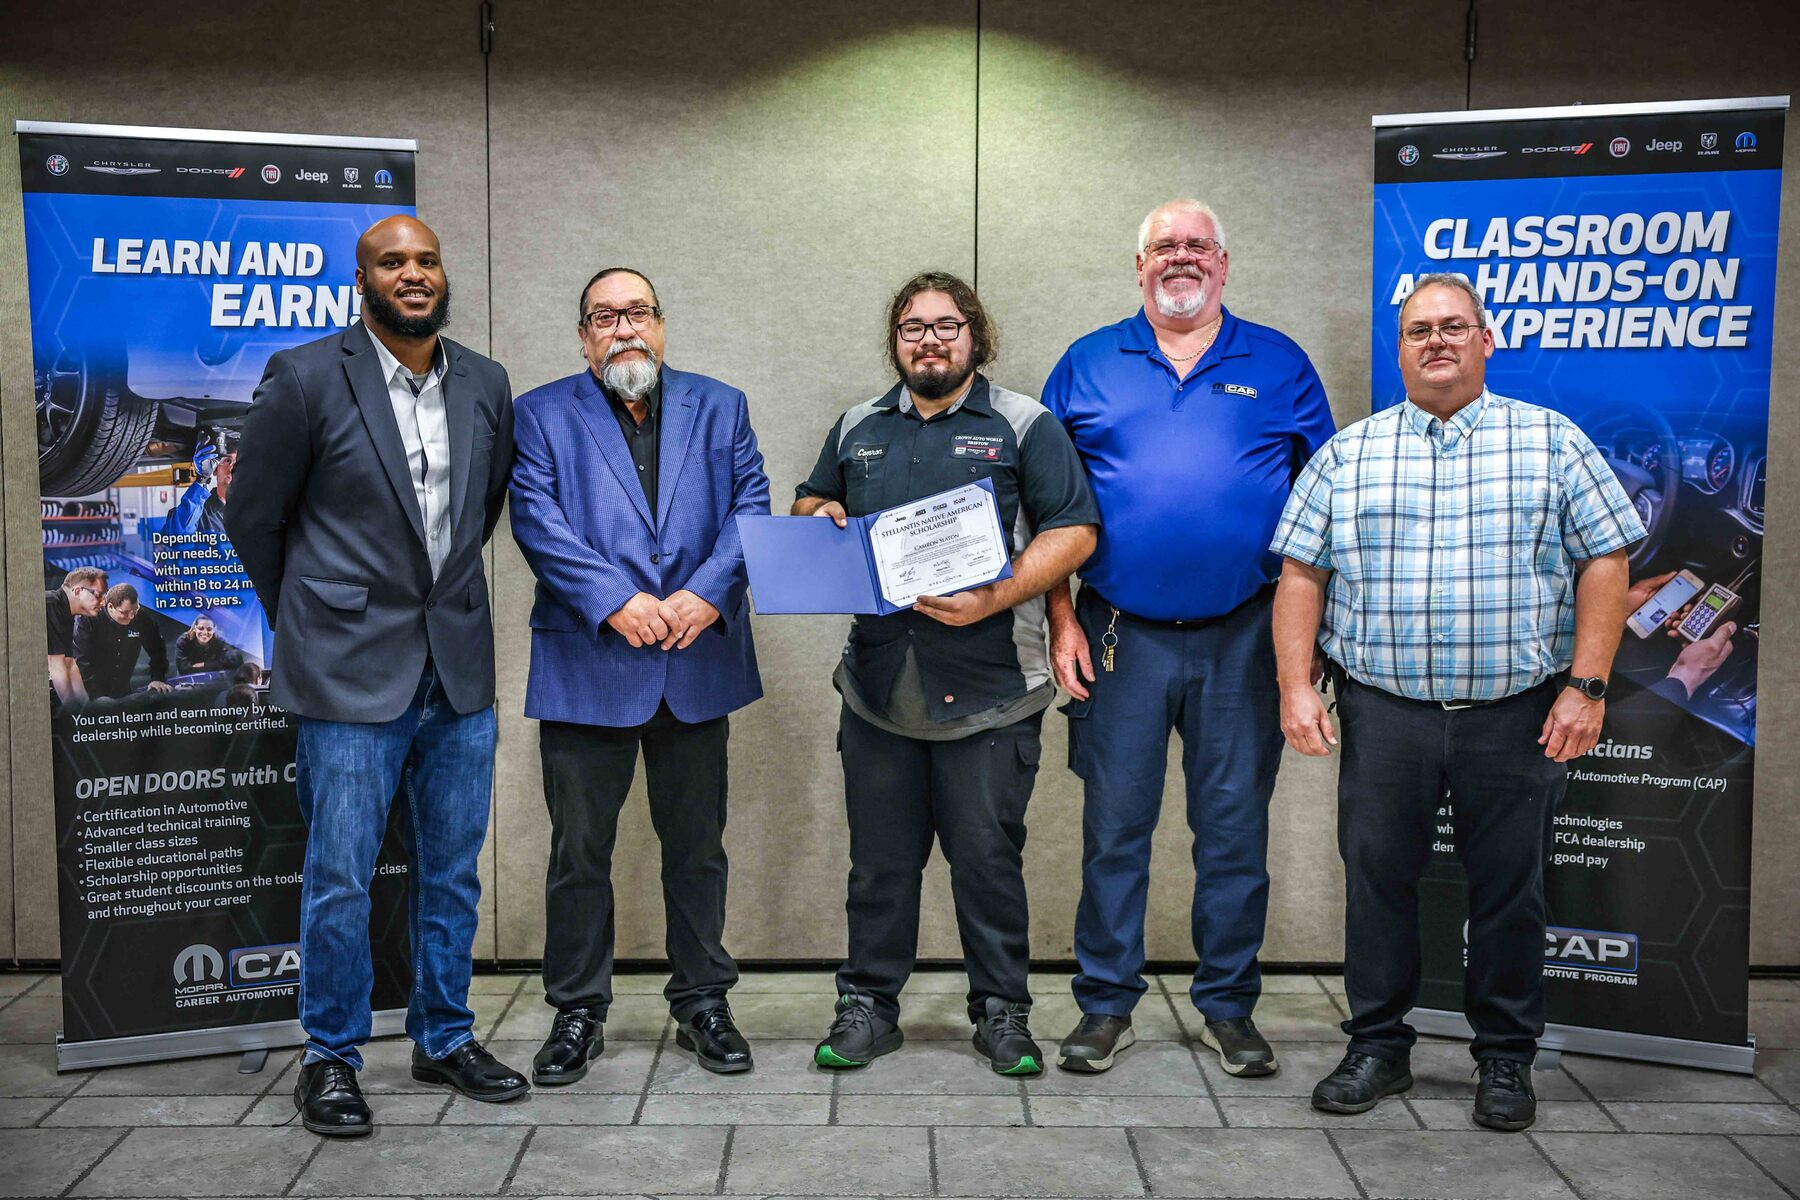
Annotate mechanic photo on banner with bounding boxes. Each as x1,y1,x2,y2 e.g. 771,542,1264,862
19,121,420,1069
1372,96,1786,1071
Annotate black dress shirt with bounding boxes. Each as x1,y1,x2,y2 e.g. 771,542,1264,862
603,375,662,514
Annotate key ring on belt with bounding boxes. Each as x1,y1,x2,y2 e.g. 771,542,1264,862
1100,607,1120,672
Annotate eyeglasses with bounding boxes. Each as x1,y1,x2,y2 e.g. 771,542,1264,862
582,304,662,332
73,586,102,599
896,319,969,342
1144,238,1224,261
1401,320,1481,346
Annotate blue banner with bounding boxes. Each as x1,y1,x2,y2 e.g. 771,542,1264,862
1372,100,1783,1060
22,123,418,1065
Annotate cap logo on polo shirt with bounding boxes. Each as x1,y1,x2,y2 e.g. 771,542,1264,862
1213,382,1258,399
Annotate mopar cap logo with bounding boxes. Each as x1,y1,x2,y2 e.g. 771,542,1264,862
1736,131,1758,151
1609,137,1631,157
374,169,394,186
229,943,301,988
261,163,281,184
173,943,224,985
46,154,70,176
1397,144,1419,166
1546,926,1639,974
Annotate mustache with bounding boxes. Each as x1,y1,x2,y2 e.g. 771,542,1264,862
603,337,654,364
1160,265,1204,279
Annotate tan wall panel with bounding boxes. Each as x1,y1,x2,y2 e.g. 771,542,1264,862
485,2,980,961
1468,0,1800,965
975,0,1469,964
0,2,491,959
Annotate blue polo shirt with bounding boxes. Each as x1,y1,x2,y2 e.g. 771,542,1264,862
1043,307,1335,620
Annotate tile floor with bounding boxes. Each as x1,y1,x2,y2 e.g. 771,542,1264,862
1,969,1797,1199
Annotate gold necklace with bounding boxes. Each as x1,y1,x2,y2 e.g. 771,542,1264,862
1160,317,1222,362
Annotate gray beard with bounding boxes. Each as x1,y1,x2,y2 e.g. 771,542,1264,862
601,340,659,400
1153,273,1210,319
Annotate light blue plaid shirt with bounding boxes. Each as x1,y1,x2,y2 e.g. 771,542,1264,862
1270,390,1645,702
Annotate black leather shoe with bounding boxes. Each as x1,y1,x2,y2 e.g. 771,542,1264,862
411,1041,530,1102
294,1060,372,1137
675,1004,753,1074
533,1006,604,1086
1473,1057,1537,1131
1311,1050,1414,1113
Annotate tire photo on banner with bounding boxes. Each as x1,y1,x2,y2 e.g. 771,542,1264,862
1370,97,1786,1073
18,121,421,1069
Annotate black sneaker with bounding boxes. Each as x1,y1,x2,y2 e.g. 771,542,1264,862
1200,1016,1278,1077
1057,1013,1136,1073
1473,1058,1537,1132
815,992,903,1069
972,997,1043,1076
1310,1050,1414,1113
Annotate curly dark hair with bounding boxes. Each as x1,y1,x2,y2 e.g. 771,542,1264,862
883,271,998,379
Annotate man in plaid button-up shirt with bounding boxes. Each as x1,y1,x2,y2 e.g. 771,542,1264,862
1268,274,1642,1134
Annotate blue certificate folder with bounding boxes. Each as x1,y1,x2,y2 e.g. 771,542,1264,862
737,478,1013,615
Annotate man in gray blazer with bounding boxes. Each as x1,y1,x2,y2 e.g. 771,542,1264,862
228,215,523,1138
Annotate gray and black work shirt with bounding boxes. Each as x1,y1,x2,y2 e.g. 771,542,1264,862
796,375,1099,739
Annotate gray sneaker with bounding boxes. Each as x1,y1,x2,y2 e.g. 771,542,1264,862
1200,1016,1278,1077
1057,1013,1137,1073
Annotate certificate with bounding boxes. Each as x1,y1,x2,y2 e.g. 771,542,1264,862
737,478,1014,615
868,482,1009,608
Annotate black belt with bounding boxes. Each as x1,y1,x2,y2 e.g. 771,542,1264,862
1329,660,1562,711
1086,582,1274,630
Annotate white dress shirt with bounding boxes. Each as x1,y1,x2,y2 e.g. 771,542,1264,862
365,324,453,578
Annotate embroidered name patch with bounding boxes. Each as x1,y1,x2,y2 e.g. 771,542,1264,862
853,444,887,461
950,434,1004,460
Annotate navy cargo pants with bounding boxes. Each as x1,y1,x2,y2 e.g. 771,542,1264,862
1065,583,1284,1021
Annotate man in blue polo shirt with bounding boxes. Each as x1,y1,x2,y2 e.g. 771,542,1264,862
1043,199,1335,1076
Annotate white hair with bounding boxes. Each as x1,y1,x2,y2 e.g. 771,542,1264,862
1137,199,1229,256
1401,272,1489,327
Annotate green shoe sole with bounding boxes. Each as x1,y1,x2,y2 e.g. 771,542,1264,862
815,1044,867,1069
997,1054,1042,1076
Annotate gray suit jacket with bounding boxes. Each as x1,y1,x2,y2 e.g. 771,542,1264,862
225,322,515,722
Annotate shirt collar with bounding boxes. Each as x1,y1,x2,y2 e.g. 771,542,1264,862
363,322,446,387
1401,388,1492,445
886,372,992,418
1120,305,1245,362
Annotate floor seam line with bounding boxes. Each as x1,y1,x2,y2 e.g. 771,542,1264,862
1559,1065,1628,1132
1727,1132,1800,1200
927,1124,941,1196
1019,1077,1034,1126
1323,1128,1369,1200
279,1127,329,1197
498,1123,538,1195
713,1123,736,1195
631,1021,672,1125
1124,1125,1154,1196
57,1126,133,1198
1526,1130,1590,1200
1400,1095,1428,1129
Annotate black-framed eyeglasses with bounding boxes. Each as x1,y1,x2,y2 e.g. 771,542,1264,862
72,586,102,599
582,304,662,332
897,318,969,342
1401,320,1481,346
1144,238,1224,261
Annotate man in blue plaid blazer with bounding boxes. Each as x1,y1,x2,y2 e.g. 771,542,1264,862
510,267,769,1083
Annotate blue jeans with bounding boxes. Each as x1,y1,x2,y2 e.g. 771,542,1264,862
295,664,496,1069
1066,586,1284,1021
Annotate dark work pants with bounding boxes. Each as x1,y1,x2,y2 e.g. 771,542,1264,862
1067,585,1284,1021
538,702,736,1021
835,705,1043,1025
1336,676,1568,1064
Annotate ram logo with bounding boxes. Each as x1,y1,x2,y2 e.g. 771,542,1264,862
1545,926,1638,974
173,943,224,985
229,943,302,988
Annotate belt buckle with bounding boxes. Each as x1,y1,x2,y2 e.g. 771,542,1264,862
1439,698,1479,711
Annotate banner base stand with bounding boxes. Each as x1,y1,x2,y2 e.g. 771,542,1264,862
56,1008,408,1072
1411,1007,1756,1075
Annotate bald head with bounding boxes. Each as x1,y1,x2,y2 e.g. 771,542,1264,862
356,215,450,340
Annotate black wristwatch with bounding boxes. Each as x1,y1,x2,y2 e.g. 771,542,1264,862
1565,675,1608,700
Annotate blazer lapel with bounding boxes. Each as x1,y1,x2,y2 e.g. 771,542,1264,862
654,376,698,535
571,370,655,532
343,324,428,548
442,341,475,541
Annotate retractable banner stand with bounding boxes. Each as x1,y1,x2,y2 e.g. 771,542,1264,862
1370,97,1786,1073
18,121,420,1069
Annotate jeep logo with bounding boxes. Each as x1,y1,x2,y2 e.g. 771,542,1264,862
296,168,329,184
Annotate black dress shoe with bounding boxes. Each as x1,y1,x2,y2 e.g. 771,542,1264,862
534,1007,604,1086
1473,1057,1537,1132
294,1060,372,1137
675,1004,753,1074
1311,1050,1414,1114
411,1040,530,1101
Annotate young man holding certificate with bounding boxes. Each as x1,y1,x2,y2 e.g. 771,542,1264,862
792,272,1099,1076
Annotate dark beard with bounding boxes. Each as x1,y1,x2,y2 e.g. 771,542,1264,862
902,359,975,401
363,280,451,338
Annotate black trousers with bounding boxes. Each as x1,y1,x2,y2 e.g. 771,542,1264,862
835,705,1043,1024
538,703,736,1020
1336,677,1568,1064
